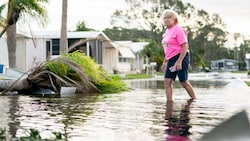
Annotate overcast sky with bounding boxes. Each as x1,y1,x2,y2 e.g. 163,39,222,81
1,0,250,34
182,0,250,34
30,0,126,32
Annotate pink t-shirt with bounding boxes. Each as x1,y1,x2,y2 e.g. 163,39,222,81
161,24,188,60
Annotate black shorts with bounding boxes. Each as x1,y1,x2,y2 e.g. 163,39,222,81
164,53,190,82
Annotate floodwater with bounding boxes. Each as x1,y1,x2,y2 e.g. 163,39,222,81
0,73,250,141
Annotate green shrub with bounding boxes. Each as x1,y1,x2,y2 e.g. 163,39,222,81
0,128,62,141
43,51,129,93
64,51,129,93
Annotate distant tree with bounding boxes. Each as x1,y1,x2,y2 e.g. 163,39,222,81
110,0,228,69
139,39,163,71
186,10,228,67
239,40,250,61
60,0,68,54
0,0,48,68
75,20,94,31
103,27,158,41
0,4,5,27
235,39,250,71
110,0,194,42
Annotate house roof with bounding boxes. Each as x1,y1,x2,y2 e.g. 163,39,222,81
113,41,149,52
32,31,116,48
33,31,110,39
113,41,132,48
211,59,237,63
114,41,136,58
0,29,32,38
118,47,135,58
131,42,149,53
113,41,149,58
16,30,32,38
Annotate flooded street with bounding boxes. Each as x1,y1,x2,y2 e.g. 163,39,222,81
0,73,250,141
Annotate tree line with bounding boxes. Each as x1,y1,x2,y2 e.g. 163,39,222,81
104,0,250,71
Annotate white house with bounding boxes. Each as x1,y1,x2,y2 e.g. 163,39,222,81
130,42,149,73
211,59,238,71
1,31,149,74
33,31,118,73
113,41,135,73
113,41,148,74
0,31,40,72
0,31,117,73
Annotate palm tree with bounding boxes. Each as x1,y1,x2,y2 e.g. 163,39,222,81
0,4,6,27
0,0,48,68
60,0,68,54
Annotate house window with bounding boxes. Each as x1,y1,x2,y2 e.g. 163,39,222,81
119,58,129,62
46,40,59,56
51,39,60,55
89,40,103,64
68,39,87,54
218,62,224,68
47,38,103,65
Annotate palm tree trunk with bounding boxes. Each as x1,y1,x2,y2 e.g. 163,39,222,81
7,23,16,68
0,79,30,92
60,0,68,54
0,25,8,38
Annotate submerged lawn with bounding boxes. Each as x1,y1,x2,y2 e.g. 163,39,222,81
124,73,153,79
246,81,250,86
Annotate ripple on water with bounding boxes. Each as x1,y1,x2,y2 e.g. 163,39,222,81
0,79,250,141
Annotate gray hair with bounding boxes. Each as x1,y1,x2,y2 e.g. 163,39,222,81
162,9,180,24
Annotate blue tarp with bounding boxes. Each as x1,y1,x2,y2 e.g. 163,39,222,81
0,64,3,73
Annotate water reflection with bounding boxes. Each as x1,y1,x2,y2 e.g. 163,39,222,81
165,100,193,141
8,95,20,138
0,94,101,140
125,79,230,89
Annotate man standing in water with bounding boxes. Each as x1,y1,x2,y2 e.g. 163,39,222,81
161,9,196,101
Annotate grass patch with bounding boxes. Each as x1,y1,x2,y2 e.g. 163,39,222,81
231,71,248,73
246,81,250,86
124,73,153,79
